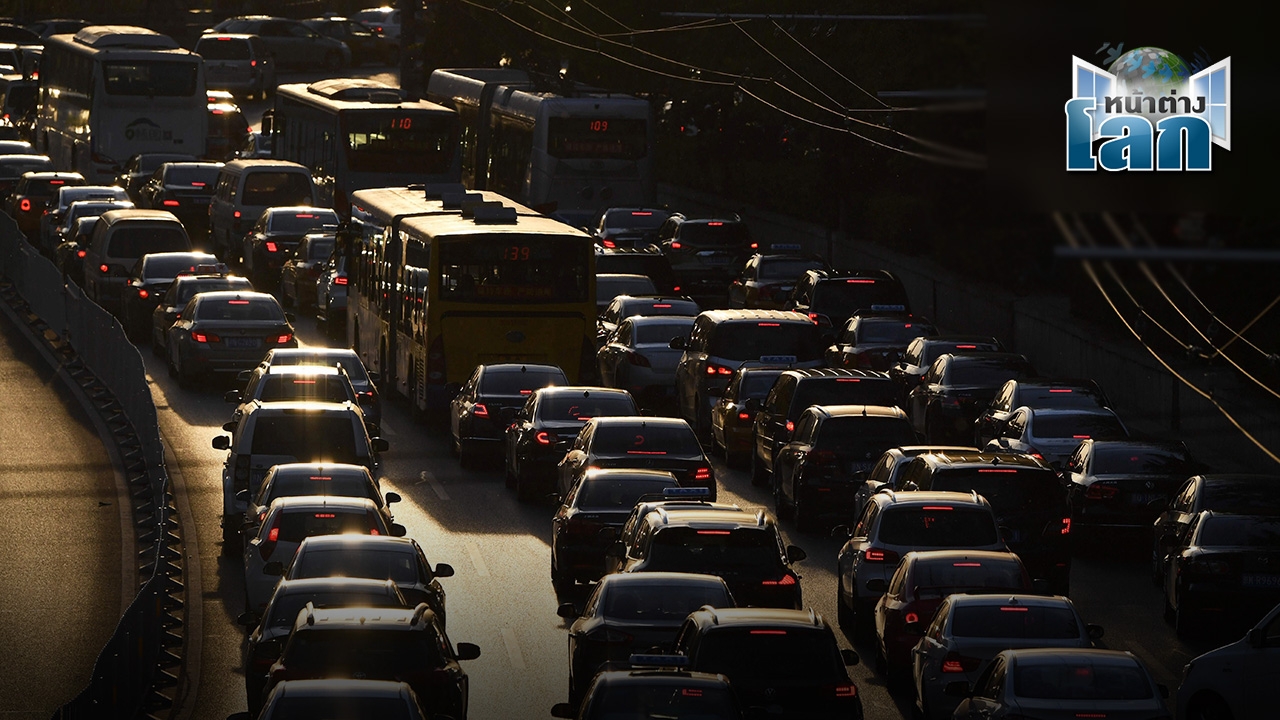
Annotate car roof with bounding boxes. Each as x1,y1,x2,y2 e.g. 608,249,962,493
689,606,828,630
946,592,1075,609
890,445,981,457
245,400,360,415
781,368,889,381
593,669,732,687
871,489,990,507
192,290,277,303
943,351,1031,364
269,347,358,360
913,451,1050,470
1022,406,1118,419
902,549,1022,565
803,405,907,421
296,534,415,552
696,309,811,324
263,364,343,376
1002,647,1142,666
645,506,768,529
295,604,434,631
98,208,181,224
589,416,689,429
597,571,730,589
533,385,631,398
626,315,697,327
265,495,378,512
580,468,679,482
481,363,563,374
274,576,400,595
268,462,371,478
270,678,415,699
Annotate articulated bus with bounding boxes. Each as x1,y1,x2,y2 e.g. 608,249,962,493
347,185,597,415
270,79,460,214
38,26,207,183
425,68,655,227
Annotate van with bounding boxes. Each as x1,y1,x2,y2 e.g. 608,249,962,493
194,33,277,101
208,159,315,263
82,209,191,315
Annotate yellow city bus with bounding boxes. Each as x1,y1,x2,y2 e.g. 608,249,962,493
347,185,597,416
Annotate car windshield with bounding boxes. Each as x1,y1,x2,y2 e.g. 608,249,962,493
602,582,731,621
591,424,702,457
858,320,935,345
269,508,378,544
707,322,823,363
256,375,353,404
792,378,899,412
692,628,845,683
1197,515,1280,547
538,394,636,421
270,352,372,385
814,417,917,452
265,589,398,629
759,258,826,280
1032,413,1126,440
106,226,189,257
481,368,565,394
248,416,360,462
292,547,420,584
951,604,1081,638
195,298,284,321
269,210,338,234
811,279,908,317
908,560,1026,597
1013,660,1152,700
196,37,252,60
306,238,335,260
576,478,677,510
1090,446,1191,475
262,697,414,720
634,320,695,345
647,527,783,572
589,683,737,717
260,473,375,506
927,469,1062,515
948,359,1032,386
877,507,999,547
242,172,313,207
283,628,443,673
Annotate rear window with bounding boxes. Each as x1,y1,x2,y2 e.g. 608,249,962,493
1197,515,1280,547
649,527,783,572
740,371,783,399
791,377,898,414
266,589,400,629
922,341,1001,365
759,257,826,280
1032,413,1127,440
0,158,53,178
1017,386,1106,410
106,225,190,258
248,415,361,462
242,171,313,207
949,359,1032,386
678,222,750,247
481,368,566,394
576,478,677,510
634,319,694,344
143,255,210,279
877,507,998,546
908,559,1026,597
538,393,636,421
284,628,443,673
694,628,844,683
621,299,699,319
602,209,669,231
268,210,339,234
597,276,656,303
951,604,1081,639
262,697,414,720
811,279,909,317
1200,479,1280,513
196,37,252,60
603,582,731,620
195,298,284,321
708,322,823,363
1013,660,1152,700
927,468,1063,515
260,473,375,506
26,178,75,198
271,353,372,386
272,508,378,543
814,417,917,451
292,547,420,584
257,375,353,404
1090,445,1192,475
858,320,935,345
176,278,251,303
164,165,220,188
591,423,702,457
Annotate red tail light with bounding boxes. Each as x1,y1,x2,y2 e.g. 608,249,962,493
535,431,557,445
473,403,489,418
137,288,149,299
694,467,711,481
809,449,837,465
274,333,293,344
192,332,221,343
19,199,30,212
1060,517,1072,535
76,250,86,258
99,264,109,274
1084,483,1118,500
863,548,899,563
738,411,751,420
941,651,981,673
602,239,616,248
334,276,349,285
670,241,682,249
250,59,257,67
785,420,794,433
260,520,280,561
834,684,858,697
762,573,798,586
705,362,734,376
163,199,180,207
265,241,278,253
905,611,919,624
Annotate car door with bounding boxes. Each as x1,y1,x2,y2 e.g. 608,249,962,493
976,380,1015,446
599,320,632,388
557,422,593,499
827,320,857,368
1242,605,1280,714
963,655,1008,716
673,316,708,422
1155,479,1199,569
908,358,946,434
728,257,754,307
450,367,481,440
778,412,818,503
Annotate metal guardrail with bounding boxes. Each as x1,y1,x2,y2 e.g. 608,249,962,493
0,213,184,719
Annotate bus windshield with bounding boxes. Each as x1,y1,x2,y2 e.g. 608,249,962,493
547,117,647,160
344,112,456,173
438,236,589,304
102,61,199,97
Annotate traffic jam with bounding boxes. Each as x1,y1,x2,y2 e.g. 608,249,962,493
1,9,1276,720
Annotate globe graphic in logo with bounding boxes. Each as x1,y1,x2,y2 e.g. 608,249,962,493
1108,47,1191,120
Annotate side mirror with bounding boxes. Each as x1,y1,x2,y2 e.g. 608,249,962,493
830,525,852,540
237,369,251,382
944,680,970,698
865,578,887,593
1087,624,1105,640
786,545,807,563
262,561,284,576
222,421,237,432
606,541,626,558
551,704,576,719
455,642,481,661
556,602,579,619
211,435,231,450
1157,683,1169,700
235,489,250,503
368,370,381,384
840,648,859,666
668,336,687,350
223,389,242,403
433,562,455,578
371,437,389,452
285,311,296,323
389,523,407,537
386,491,402,504
904,620,924,635
236,610,259,627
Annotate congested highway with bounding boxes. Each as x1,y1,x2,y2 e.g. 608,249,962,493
2,16,1275,720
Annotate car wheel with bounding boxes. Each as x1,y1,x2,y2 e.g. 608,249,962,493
1186,695,1234,720
323,51,343,71
750,448,770,487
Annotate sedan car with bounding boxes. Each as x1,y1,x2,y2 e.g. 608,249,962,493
950,648,1170,720
825,312,938,371
450,363,568,468
1062,439,1200,538
1176,600,1280,720
114,152,198,202
0,153,53,200
1164,511,1280,639
591,207,671,250
242,206,340,285
238,462,398,540
983,406,1129,468
41,185,129,255
194,33,277,101
208,16,352,70
248,348,381,433
709,365,786,468
55,216,103,287
557,572,736,702
54,198,134,249
3,170,83,240
597,315,696,407
728,250,831,310
906,352,1037,444
973,377,1111,447
314,250,348,337
135,162,223,240
912,594,1104,720
556,416,716,502
596,294,700,345
120,252,222,340
888,335,1004,405
554,659,742,720
303,16,393,66
279,232,335,309
150,272,254,353
504,386,639,502
166,290,296,386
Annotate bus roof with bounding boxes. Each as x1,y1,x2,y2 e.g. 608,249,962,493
276,79,453,114
351,186,542,224
399,209,588,240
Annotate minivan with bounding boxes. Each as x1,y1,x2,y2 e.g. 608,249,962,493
82,209,191,315
194,33,277,101
208,159,315,264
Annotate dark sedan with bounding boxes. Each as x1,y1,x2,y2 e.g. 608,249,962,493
166,291,297,386
1164,511,1280,639
450,363,568,468
556,417,716,501
243,207,340,285
1151,473,1280,586
151,273,254,353
907,352,1037,444
973,377,1111,447
825,312,938,371
136,162,223,242
1064,439,1200,537
888,334,1004,404
303,17,394,66
121,252,222,340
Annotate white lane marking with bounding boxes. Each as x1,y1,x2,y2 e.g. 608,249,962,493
465,541,490,577
419,470,450,500
501,628,526,669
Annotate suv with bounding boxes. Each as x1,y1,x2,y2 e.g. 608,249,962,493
195,33,277,100
787,268,912,342
834,490,1006,638
209,160,317,263
82,209,192,315
672,309,823,438
604,502,807,609
212,400,389,548
264,603,480,717
896,452,1071,594
671,607,862,719
656,214,755,300
4,170,83,240
750,368,899,486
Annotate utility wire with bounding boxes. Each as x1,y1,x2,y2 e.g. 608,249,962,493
1054,212,1279,466
771,19,891,110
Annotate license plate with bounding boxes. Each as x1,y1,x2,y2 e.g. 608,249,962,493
225,337,261,349
760,355,796,364
1128,492,1163,506
698,255,729,266
1243,574,1280,588
849,461,873,474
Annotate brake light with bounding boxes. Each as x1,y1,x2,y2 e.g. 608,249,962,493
314,513,336,518
334,276,349,285
234,210,241,218
835,378,861,382
1060,517,1072,535
601,239,616,248
1072,434,1090,439
632,211,652,216
250,59,257,67
192,332,220,343
694,467,711,481
738,411,751,420
749,629,786,635
228,300,249,305
955,344,977,349
626,450,667,455
673,286,681,292
1049,388,1075,393
863,548,898,563
652,303,672,308
19,199,29,212
309,476,331,481
941,652,981,673
905,612,919,623
1084,483,1118,500
292,379,316,385
953,562,983,567
681,688,702,697
921,506,955,511
163,199,180,207
834,684,858,698
535,431,556,445
520,389,532,395
762,573,797,586
750,242,758,249
99,264,109,274
697,530,731,536
473,403,489,418
265,242,278,253
260,520,280,561
846,279,876,284
670,241,682,249
137,289,149,299
785,420,794,433
979,468,1018,473
274,333,293,344
76,250,86,258
757,322,780,327
705,363,733,376
1000,606,1030,612
295,214,315,219
50,180,64,185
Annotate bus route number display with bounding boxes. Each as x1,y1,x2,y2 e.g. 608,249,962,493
503,245,531,261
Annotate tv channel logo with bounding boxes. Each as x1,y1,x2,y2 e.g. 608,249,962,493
1065,47,1230,171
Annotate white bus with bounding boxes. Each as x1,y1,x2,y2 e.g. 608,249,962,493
426,68,655,227
270,78,460,214
37,26,207,184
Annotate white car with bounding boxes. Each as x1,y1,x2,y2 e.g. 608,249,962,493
352,6,401,41
597,315,695,404
983,405,1128,468
1177,600,1280,720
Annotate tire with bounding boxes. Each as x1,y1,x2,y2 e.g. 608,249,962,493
323,51,343,71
